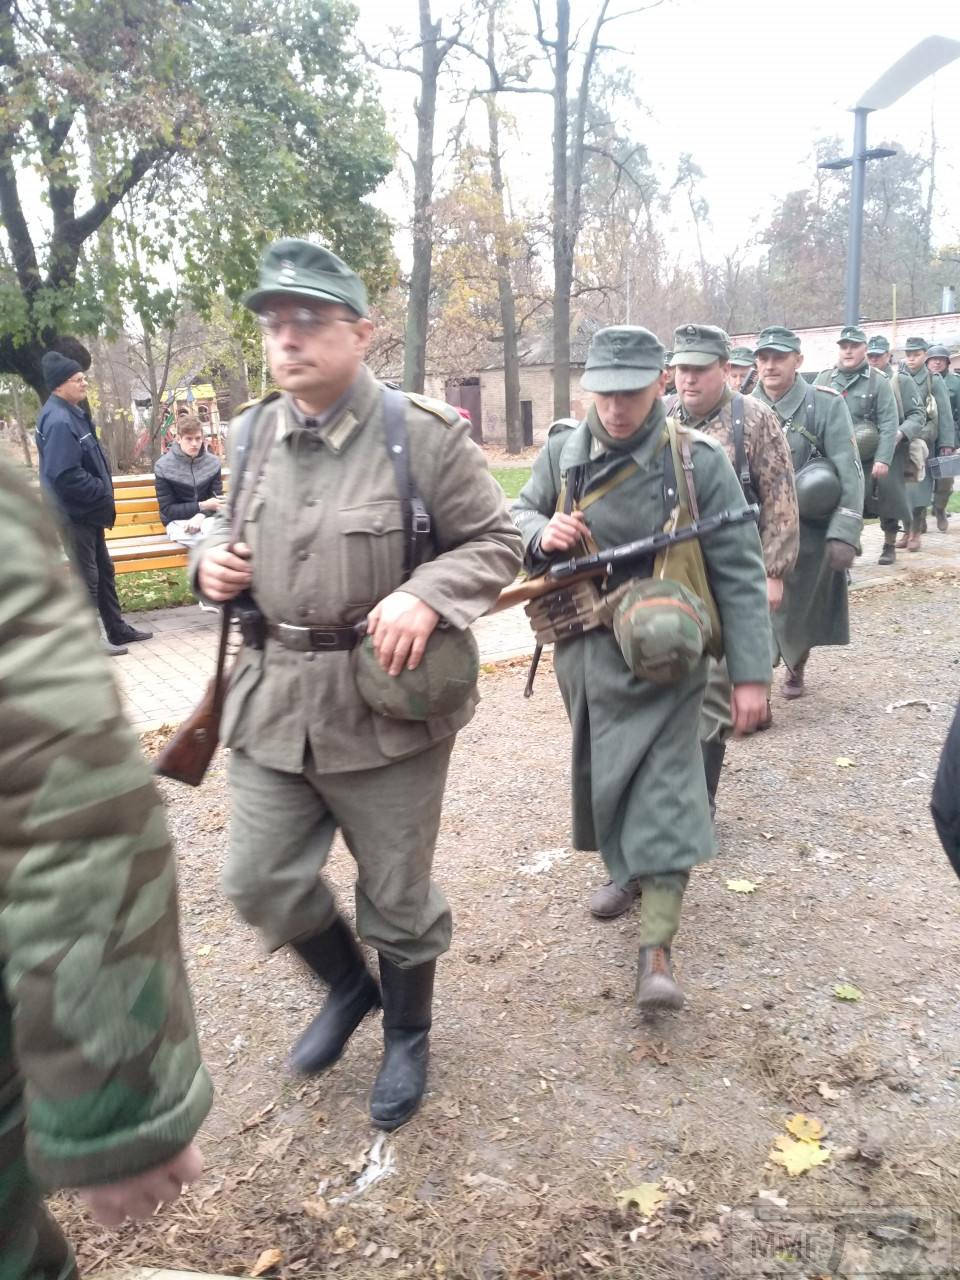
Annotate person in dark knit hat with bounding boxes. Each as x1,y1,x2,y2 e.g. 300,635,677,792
35,351,152,655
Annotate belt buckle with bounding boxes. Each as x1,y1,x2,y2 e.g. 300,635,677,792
310,628,341,649
275,622,312,652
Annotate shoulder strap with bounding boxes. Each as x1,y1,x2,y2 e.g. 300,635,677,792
382,387,430,580
731,393,750,493
229,399,280,541
661,420,700,522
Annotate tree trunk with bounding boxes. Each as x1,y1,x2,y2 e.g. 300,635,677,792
403,0,444,394
485,7,522,452
550,0,571,420
11,378,34,467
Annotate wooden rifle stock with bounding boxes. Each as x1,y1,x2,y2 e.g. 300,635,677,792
154,606,232,786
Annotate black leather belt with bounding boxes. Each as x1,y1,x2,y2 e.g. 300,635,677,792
266,621,363,652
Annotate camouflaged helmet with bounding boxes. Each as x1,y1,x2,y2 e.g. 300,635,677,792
854,422,880,462
794,457,841,522
612,579,711,685
354,626,480,721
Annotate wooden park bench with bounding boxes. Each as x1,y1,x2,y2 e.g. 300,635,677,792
108,471,229,574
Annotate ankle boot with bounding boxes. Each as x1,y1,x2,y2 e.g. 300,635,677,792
635,945,684,1010
895,529,909,549
370,957,435,1130
935,507,949,533
701,740,726,819
287,917,381,1075
878,542,896,565
782,653,807,699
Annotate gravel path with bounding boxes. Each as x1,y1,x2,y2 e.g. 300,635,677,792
63,572,960,1280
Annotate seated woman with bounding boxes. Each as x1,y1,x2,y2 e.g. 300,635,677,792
154,414,223,546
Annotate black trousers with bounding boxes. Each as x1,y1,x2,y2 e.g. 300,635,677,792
67,520,125,642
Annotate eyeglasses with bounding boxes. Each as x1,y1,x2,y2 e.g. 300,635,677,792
257,308,358,337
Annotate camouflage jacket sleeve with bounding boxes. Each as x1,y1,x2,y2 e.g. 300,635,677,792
743,401,799,578
818,392,865,546
0,462,213,1191
895,374,926,443
871,373,901,466
932,375,957,450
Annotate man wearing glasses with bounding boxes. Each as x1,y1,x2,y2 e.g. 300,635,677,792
192,240,520,1130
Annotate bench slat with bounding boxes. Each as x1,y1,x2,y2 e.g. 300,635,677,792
106,522,167,540
114,552,188,574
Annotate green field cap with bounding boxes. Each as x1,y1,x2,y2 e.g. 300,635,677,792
838,326,867,344
866,335,890,354
755,326,801,354
669,323,730,368
728,346,756,367
905,336,929,352
581,326,665,392
244,239,369,316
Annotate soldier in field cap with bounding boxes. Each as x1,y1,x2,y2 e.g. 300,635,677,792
924,344,959,532
901,336,955,549
727,345,757,394
512,324,771,1012
754,326,864,699
816,325,909,565
192,239,521,1129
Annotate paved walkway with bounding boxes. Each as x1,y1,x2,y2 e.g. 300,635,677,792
115,521,960,732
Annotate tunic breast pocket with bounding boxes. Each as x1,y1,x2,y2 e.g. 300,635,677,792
339,501,406,609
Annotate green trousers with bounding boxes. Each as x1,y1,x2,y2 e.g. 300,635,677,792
0,976,77,1280
225,739,456,966
934,477,954,510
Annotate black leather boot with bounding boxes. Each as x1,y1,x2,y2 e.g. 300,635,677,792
370,957,435,1130
287,917,380,1075
701,740,726,819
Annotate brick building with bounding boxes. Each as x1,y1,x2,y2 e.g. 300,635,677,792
731,312,960,373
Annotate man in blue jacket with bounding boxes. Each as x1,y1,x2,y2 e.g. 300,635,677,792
35,351,152,656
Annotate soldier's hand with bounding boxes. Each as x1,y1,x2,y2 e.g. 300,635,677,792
197,541,253,601
766,576,784,612
367,590,440,676
539,510,590,554
872,461,889,479
77,1143,203,1228
824,540,855,572
730,683,769,737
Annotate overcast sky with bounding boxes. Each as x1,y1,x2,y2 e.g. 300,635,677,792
357,0,960,268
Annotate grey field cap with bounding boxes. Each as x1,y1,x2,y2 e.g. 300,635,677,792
669,323,731,368
866,334,891,354
755,326,801,354
728,345,756,366
905,336,929,352
243,238,369,316
581,326,665,392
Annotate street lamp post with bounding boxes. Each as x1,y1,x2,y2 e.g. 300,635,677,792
819,36,960,327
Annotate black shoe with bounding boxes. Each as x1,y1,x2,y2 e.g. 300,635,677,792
102,637,128,657
935,508,949,533
878,543,896,566
701,739,726,820
112,623,154,644
288,918,381,1075
370,956,435,1130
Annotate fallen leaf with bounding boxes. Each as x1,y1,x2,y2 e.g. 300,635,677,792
301,1196,328,1219
240,1101,277,1132
692,1223,723,1247
816,1081,842,1101
616,1182,666,1217
629,1041,670,1066
661,1175,692,1196
785,1114,826,1143
770,1135,831,1177
726,879,758,894
835,757,856,768
331,1225,357,1254
196,944,212,956
833,983,863,1002
250,1248,283,1277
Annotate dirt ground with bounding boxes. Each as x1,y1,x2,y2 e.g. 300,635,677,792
59,572,960,1280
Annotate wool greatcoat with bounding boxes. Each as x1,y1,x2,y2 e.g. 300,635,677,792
752,377,864,670
815,361,914,526
904,366,956,511
511,404,771,889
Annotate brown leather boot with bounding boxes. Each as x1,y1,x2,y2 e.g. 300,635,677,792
782,657,806,699
635,945,684,1010
588,879,639,919
906,531,922,552
895,530,909,549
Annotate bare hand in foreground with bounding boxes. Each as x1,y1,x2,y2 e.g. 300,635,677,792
766,576,784,612
539,510,590,554
78,1143,203,1228
198,497,223,513
367,591,440,676
197,541,253,601
731,682,770,736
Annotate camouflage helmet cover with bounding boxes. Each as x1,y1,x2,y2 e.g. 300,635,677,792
354,625,480,720
612,578,711,684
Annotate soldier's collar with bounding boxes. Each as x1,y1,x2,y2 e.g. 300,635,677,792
676,384,731,427
766,375,807,416
278,373,372,453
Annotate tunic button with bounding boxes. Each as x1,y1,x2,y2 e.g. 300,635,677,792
298,549,309,561
297,605,309,618
304,652,315,662
373,518,383,532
